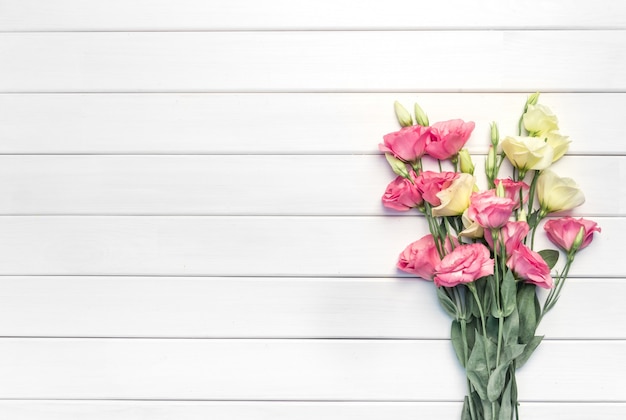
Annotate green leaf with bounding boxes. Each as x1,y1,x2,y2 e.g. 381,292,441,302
499,377,514,420
465,318,477,349
528,210,540,229
482,399,499,420
470,390,483,419
486,316,499,343
487,363,509,402
502,306,519,346
501,343,526,366
482,277,493,319
462,396,472,420
538,249,559,269
517,283,539,344
501,269,517,317
467,334,489,400
515,335,544,368
436,287,458,319
484,333,498,366
451,320,466,367
488,278,501,318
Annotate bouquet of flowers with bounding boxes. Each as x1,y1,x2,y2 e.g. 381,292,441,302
379,93,600,420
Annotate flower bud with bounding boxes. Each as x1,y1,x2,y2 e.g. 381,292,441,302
458,148,474,175
517,209,527,222
490,122,499,147
414,102,430,127
496,181,505,198
394,101,413,127
526,92,540,108
570,226,586,254
385,153,410,178
486,145,498,181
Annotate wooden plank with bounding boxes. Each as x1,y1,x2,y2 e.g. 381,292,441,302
1,31,625,92
0,216,616,277
0,277,621,339
1,401,625,420
1,93,622,154
0,338,623,400
1,0,624,31
0,155,620,216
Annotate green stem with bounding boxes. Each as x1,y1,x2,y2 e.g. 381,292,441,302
423,204,445,258
468,284,489,344
526,171,539,214
461,320,479,420
491,230,502,312
540,255,574,322
511,362,520,420
444,217,458,248
530,208,546,250
496,316,504,368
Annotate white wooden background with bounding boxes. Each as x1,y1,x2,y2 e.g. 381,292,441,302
1,1,625,418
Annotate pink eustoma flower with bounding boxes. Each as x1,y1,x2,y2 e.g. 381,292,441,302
382,172,423,211
379,125,430,163
485,221,530,257
415,171,459,207
434,243,494,287
397,234,444,280
467,190,516,229
507,244,553,289
425,119,475,160
494,178,530,210
544,217,601,254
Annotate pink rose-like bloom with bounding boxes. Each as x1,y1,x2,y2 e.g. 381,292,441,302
425,119,475,160
544,217,601,253
415,171,459,207
382,172,423,211
507,244,553,289
397,234,445,280
379,125,430,162
434,243,494,287
467,190,516,229
486,221,530,257
494,178,530,210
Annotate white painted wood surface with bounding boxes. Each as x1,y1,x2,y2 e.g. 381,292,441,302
0,277,622,339
1,31,625,92
0,216,618,276
1,93,624,154
1,0,624,31
0,1,624,419
0,155,622,215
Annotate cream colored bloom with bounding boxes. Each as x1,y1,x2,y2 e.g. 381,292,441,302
537,169,585,214
459,208,484,239
523,104,559,136
501,136,554,173
432,173,475,217
544,131,571,162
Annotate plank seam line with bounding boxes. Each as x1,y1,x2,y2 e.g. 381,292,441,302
2,89,626,94
0,153,623,157
1,91,625,95
0,398,624,404
0,274,618,279
1,27,625,34
0,337,623,342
